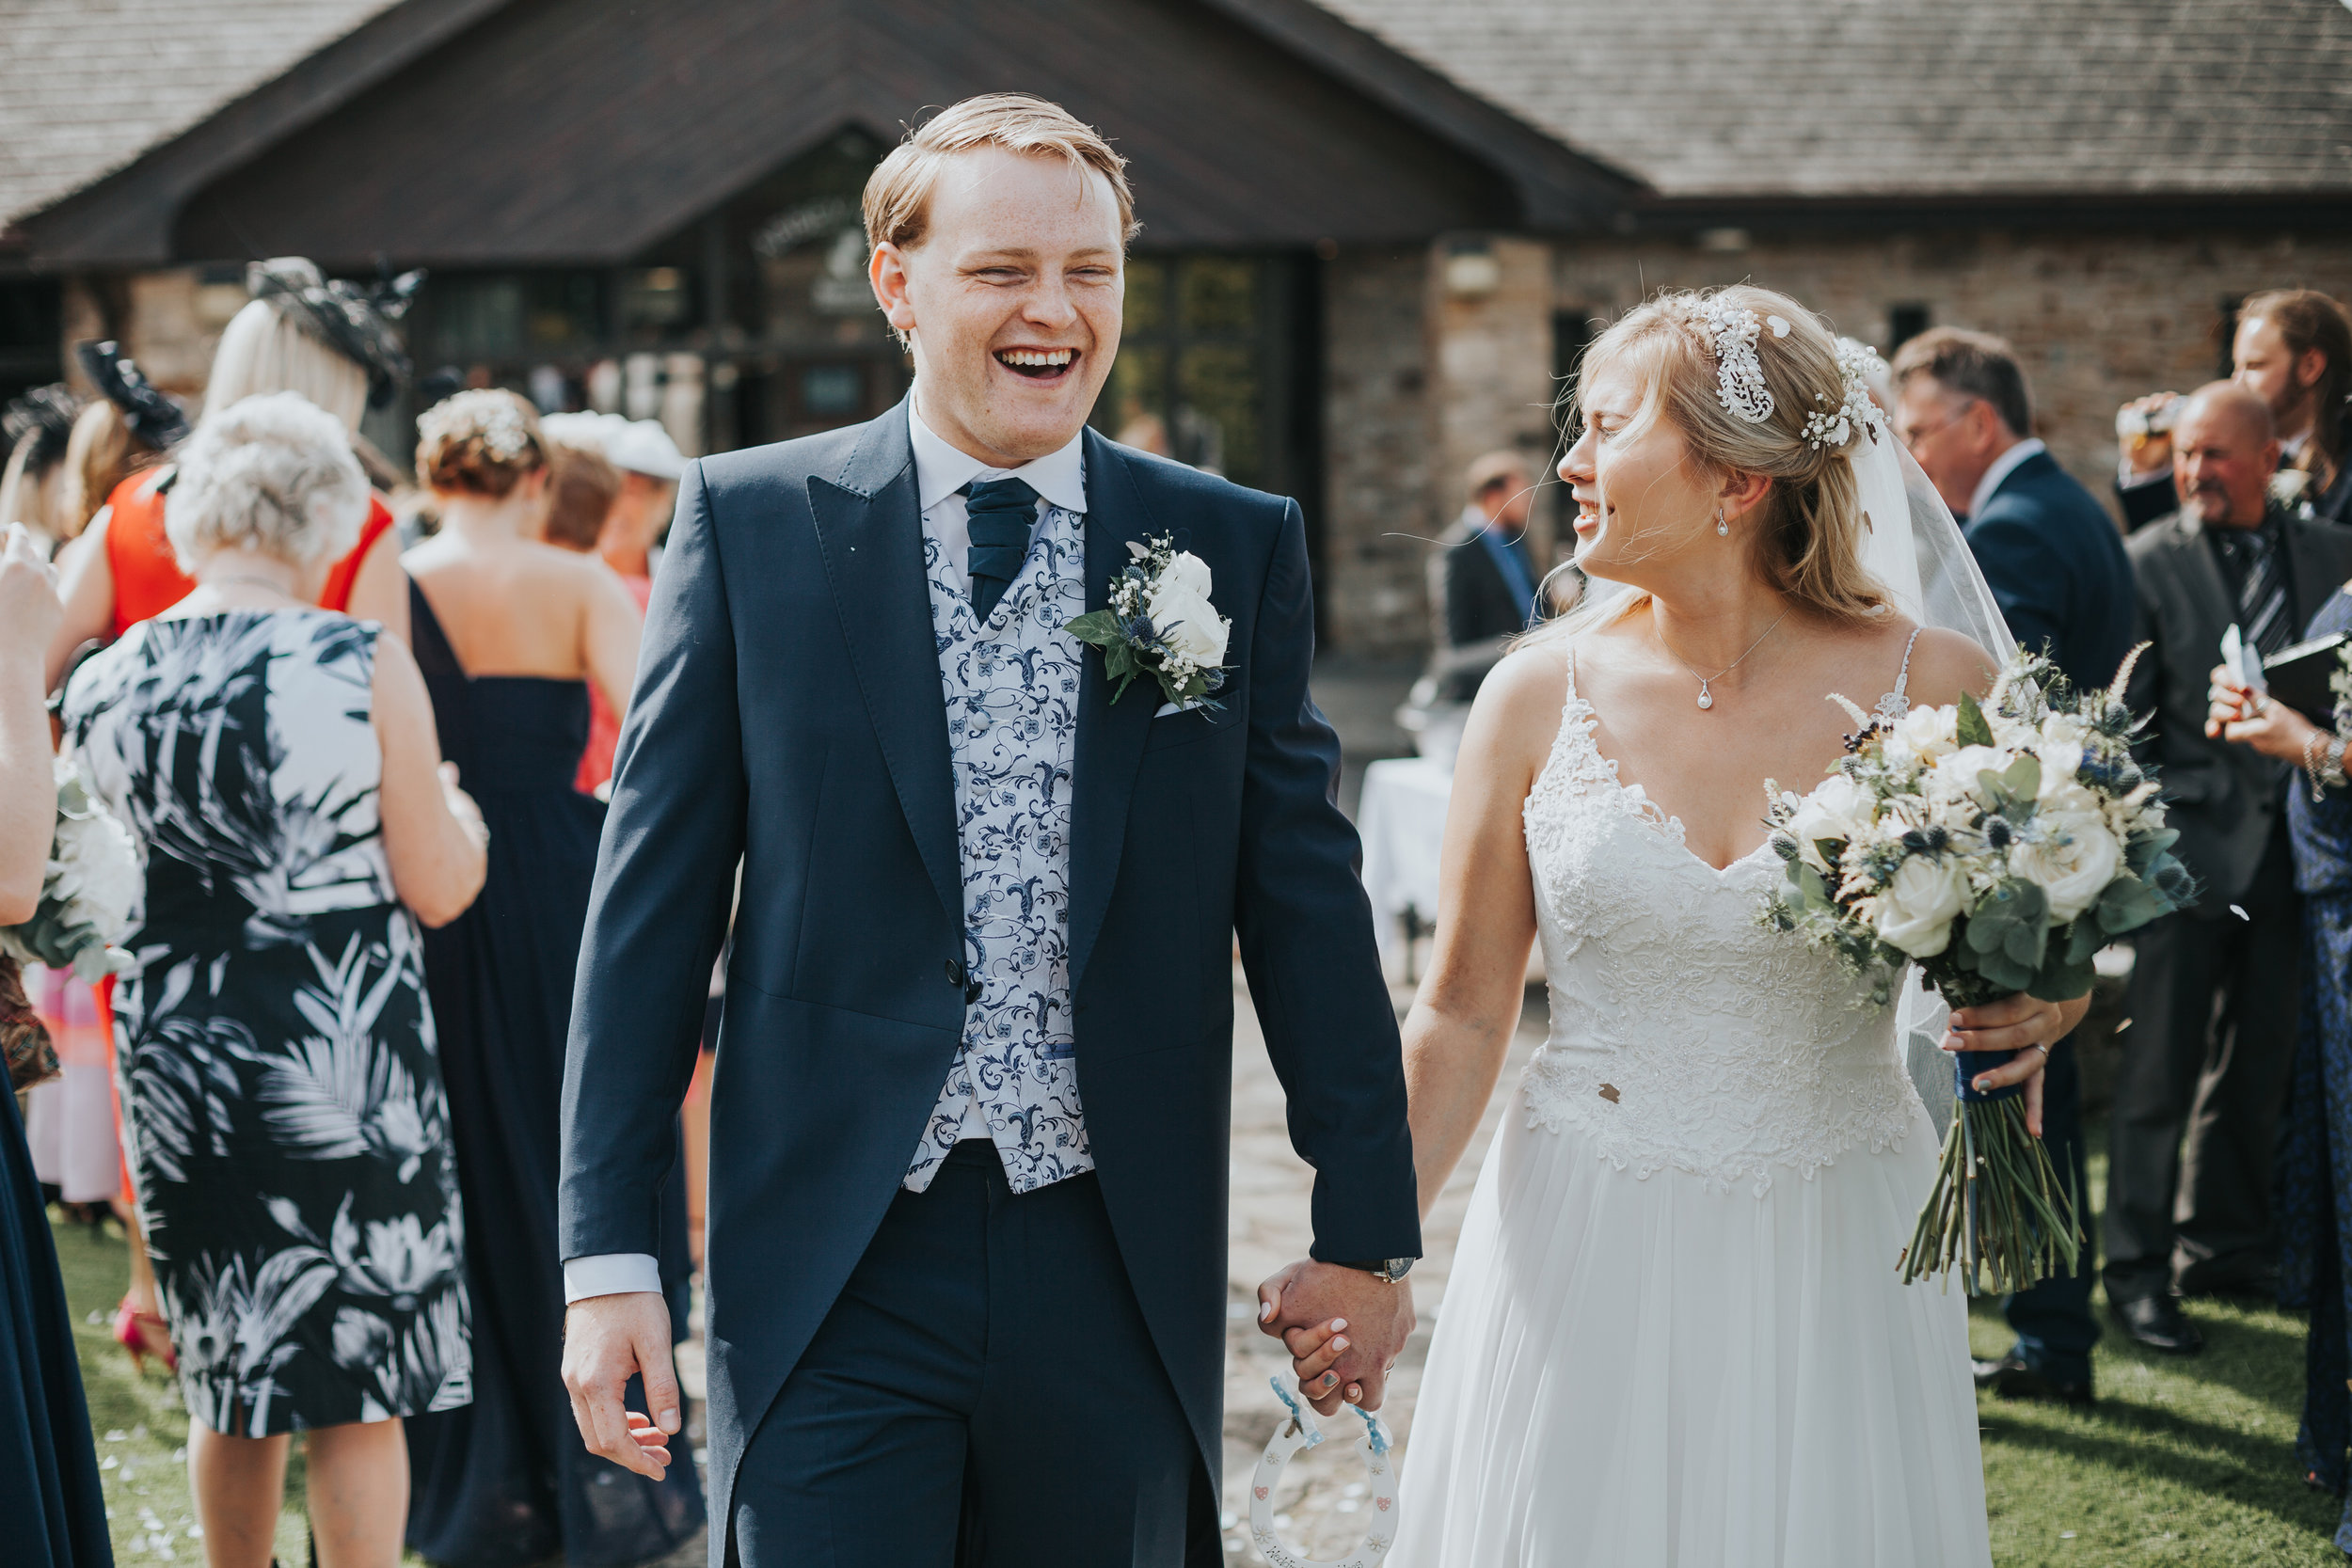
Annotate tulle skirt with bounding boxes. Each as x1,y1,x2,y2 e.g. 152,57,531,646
1392,1103,1991,1567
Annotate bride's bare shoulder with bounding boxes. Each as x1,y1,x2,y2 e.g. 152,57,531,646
1456,637,1577,778
1896,623,2002,708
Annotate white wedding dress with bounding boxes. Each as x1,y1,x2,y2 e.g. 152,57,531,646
1392,652,1992,1567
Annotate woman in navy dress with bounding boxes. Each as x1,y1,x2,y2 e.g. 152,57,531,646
0,520,112,1568
397,391,702,1568
2210,578,2352,1556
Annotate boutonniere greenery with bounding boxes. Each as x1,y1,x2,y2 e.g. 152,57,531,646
1067,534,1232,710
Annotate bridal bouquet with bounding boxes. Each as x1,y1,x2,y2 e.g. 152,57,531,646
1760,647,2195,1292
1,757,139,984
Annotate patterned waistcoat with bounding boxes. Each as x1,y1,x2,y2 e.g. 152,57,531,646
901,497,1094,1195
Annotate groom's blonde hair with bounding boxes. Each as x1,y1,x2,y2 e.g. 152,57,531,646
864,93,1139,254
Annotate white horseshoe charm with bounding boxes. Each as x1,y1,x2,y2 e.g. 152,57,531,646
1247,1379,1399,1568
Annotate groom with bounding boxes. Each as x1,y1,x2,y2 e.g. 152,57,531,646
557,93,1421,1566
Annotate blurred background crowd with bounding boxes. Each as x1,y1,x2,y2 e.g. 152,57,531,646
8,2,2352,1566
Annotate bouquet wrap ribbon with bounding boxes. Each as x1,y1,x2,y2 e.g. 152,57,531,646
1954,1048,2027,1104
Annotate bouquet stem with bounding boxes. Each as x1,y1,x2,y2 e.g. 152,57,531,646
1899,1048,2081,1293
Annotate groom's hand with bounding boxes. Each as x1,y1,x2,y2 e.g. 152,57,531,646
1257,1260,1414,1417
562,1291,682,1481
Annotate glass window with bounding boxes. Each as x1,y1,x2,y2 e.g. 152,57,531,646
1104,256,1265,487
803,364,864,416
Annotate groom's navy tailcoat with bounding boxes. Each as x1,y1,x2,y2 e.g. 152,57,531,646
559,401,1421,1540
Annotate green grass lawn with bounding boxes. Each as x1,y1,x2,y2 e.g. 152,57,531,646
53,1210,324,1566
52,1130,2352,1567
1969,1130,2344,1566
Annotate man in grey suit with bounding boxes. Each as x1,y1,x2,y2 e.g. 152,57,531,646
2108,382,2352,1353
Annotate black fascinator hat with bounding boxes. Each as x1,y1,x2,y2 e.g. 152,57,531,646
74,341,191,450
246,257,426,409
2,384,81,472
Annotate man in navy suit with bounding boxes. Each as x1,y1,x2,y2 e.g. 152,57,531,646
1895,327,2134,1402
554,95,1419,1567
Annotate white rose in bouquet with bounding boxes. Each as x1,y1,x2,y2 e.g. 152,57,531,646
1781,773,1877,871
1867,854,1969,958
1885,703,1960,766
1145,552,1230,667
2010,810,2122,923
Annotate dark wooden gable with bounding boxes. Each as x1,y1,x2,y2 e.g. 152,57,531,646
25,0,1629,268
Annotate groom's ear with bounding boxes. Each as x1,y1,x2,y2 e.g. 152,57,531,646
870,242,917,346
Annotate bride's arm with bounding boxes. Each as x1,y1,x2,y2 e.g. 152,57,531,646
1401,646,1557,1218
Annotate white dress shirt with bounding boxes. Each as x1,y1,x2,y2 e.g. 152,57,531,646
563,398,1090,1305
1968,436,2045,523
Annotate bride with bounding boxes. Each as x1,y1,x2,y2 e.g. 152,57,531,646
1375,287,2084,1564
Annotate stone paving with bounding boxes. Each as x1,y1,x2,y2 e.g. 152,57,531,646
1218,965,1545,1563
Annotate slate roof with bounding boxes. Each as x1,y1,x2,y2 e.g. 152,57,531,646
1321,0,2352,200
0,0,394,226
5,0,2351,232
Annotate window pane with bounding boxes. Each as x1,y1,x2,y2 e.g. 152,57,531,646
1177,343,1259,484
803,364,864,416
1181,258,1257,339
1122,259,1168,338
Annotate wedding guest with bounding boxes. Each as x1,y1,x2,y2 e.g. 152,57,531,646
2109,382,2352,1353
1432,451,1543,702
0,521,114,1568
542,434,622,554
0,385,81,550
43,259,415,694
2207,581,2352,1550
2117,290,2352,531
60,341,187,543
59,393,485,1568
397,390,703,1568
1893,325,2133,1403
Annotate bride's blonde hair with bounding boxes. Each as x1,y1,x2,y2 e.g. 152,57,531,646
1546,285,1889,632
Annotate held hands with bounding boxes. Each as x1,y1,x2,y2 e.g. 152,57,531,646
1257,1259,1414,1418
560,1291,682,1481
1941,990,2090,1139
2206,664,2323,765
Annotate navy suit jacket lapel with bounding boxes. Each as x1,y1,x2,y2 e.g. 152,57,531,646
1068,429,1160,990
806,402,963,931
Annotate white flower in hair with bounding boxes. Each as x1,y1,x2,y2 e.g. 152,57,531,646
1698,296,1774,423
1800,339,1890,451
419,389,534,463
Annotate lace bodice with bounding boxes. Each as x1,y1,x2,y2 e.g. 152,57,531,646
1518,647,1924,1195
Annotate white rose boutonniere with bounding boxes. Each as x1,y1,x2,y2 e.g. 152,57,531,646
1067,533,1232,710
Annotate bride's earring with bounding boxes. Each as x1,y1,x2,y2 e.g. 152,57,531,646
1715,507,1729,537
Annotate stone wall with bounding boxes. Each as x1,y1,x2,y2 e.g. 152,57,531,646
1319,245,1437,653
1552,228,2352,510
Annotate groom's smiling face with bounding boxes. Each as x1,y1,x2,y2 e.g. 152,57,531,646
872,146,1124,468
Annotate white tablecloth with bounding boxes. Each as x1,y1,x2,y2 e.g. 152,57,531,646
1358,755,1454,975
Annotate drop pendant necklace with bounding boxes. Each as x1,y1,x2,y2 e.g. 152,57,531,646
1664,611,1787,710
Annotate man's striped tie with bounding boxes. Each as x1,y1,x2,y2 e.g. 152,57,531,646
2236,525,2292,658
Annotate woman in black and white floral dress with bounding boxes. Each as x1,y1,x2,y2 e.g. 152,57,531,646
61,392,489,1566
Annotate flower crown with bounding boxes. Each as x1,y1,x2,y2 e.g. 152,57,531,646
1801,339,1890,451
1696,296,1886,453
1698,296,1779,423
419,389,535,463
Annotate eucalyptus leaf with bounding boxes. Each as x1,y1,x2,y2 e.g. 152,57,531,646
1956,689,1994,747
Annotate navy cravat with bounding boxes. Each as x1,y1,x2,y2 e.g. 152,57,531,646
961,476,1040,623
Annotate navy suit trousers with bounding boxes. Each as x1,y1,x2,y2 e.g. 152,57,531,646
727,1141,1209,1568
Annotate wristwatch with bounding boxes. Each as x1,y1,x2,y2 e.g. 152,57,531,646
1334,1257,1417,1283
